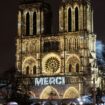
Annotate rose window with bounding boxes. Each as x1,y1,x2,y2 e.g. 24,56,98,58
45,57,60,73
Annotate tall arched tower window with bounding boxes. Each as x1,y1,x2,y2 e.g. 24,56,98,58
33,66,36,74
26,12,30,35
75,7,79,31
68,8,72,32
26,66,29,74
44,10,52,34
69,64,72,72
76,63,79,72
33,12,36,35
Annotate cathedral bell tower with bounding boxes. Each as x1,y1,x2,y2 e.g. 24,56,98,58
17,0,52,75
59,0,93,33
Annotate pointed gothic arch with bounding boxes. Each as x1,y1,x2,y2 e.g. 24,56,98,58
63,87,79,99
22,56,36,74
66,55,80,72
68,8,72,32
26,12,30,35
40,86,60,99
33,12,37,35
75,7,79,31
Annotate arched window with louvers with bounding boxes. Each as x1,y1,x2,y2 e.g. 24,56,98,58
33,12,37,35
68,8,72,32
26,12,30,35
75,7,79,31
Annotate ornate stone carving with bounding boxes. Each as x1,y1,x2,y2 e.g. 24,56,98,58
45,57,60,73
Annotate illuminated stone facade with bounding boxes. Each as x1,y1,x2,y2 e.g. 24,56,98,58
16,0,98,99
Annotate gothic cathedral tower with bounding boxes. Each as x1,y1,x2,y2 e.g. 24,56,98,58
16,0,98,99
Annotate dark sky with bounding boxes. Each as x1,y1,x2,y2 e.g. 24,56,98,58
0,0,105,75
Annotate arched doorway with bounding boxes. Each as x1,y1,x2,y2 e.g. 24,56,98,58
40,86,60,99
63,87,79,99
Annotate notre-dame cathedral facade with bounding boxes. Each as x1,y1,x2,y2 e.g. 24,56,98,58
16,0,98,99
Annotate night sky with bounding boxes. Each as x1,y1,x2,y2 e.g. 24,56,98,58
0,0,105,75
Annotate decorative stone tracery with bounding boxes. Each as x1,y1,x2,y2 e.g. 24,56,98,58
22,57,36,74
63,87,79,99
40,86,60,99
42,53,61,75
66,55,80,72
45,57,60,73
